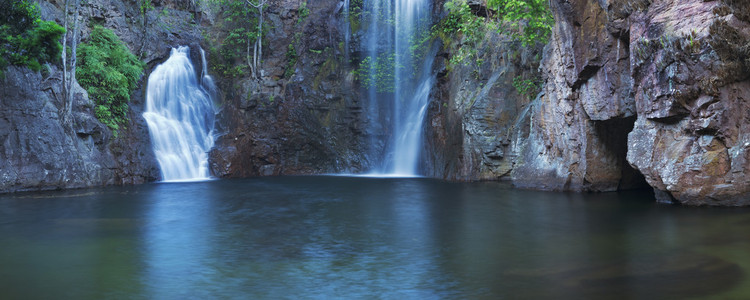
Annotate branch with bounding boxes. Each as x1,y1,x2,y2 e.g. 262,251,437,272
245,0,268,8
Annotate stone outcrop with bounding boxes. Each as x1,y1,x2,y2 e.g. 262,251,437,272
4,0,750,206
426,0,750,205
0,0,209,192
510,0,646,192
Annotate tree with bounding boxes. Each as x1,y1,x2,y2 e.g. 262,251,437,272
61,0,81,121
246,0,268,78
0,0,64,75
486,0,554,46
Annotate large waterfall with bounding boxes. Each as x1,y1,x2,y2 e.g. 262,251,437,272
143,46,216,181
365,0,435,176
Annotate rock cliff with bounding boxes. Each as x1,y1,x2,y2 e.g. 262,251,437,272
625,0,750,205
208,0,368,177
3,0,749,206
427,0,750,205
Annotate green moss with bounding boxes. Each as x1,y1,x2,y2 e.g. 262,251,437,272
77,26,145,136
312,48,337,91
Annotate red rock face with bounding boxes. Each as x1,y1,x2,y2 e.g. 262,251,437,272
509,0,750,204
626,0,750,205
510,0,645,192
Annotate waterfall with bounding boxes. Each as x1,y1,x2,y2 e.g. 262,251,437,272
143,46,216,182
343,0,351,59
365,0,435,176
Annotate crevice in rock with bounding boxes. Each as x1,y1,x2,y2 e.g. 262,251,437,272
572,64,601,90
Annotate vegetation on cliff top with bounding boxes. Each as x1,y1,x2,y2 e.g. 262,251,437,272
0,0,65,76
440,0,553,65
77,26,145,136
437,0,552,97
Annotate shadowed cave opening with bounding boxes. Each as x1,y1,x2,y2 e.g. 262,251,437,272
592,116,650,191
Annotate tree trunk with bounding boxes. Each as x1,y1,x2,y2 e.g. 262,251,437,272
246,0,267,79
61,0,69,118
251,30,255,77
257,5,263,77
66,0,80,118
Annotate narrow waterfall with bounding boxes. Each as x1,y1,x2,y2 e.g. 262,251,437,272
365,0,435,176
143,46,216,181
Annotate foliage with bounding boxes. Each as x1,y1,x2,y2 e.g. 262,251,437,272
439,0,484,66
76,26,145,135
353,52,400,93
205,0,268,78
298,1,309,24
439,0,553,65
138,0,154,17
512,75,541,98
0,0,64,75
348,0,364,32
487,0,554,47
284,2,309,79
284,33,302,78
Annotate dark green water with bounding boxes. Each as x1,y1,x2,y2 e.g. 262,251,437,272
1,176,749,299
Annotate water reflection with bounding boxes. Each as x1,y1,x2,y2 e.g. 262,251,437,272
142,182,219,298
0,178,749,299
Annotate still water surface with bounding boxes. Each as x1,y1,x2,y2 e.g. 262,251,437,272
1,176,749,299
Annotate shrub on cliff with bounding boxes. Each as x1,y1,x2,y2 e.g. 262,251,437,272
0,0,64,75
76,26,145,136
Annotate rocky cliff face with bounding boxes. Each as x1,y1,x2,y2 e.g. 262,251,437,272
510,0,647,192
208,0,368,177
625,0,750,205
0,65,115,192
424,28,542,181
4,0,749,206
426,0,750,205
532,0,750,205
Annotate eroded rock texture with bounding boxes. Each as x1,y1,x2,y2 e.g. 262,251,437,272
424,30,541,181
625,0,750,205
428,0,750,205
514,0,750,204
511,0,645,192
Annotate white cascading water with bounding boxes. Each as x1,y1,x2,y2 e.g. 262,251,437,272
143,46,216,181
365,0,434,176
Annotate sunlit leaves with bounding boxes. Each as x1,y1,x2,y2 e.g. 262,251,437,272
488,0,554,47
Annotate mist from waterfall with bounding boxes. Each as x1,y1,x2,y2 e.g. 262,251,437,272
143,46,216,182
